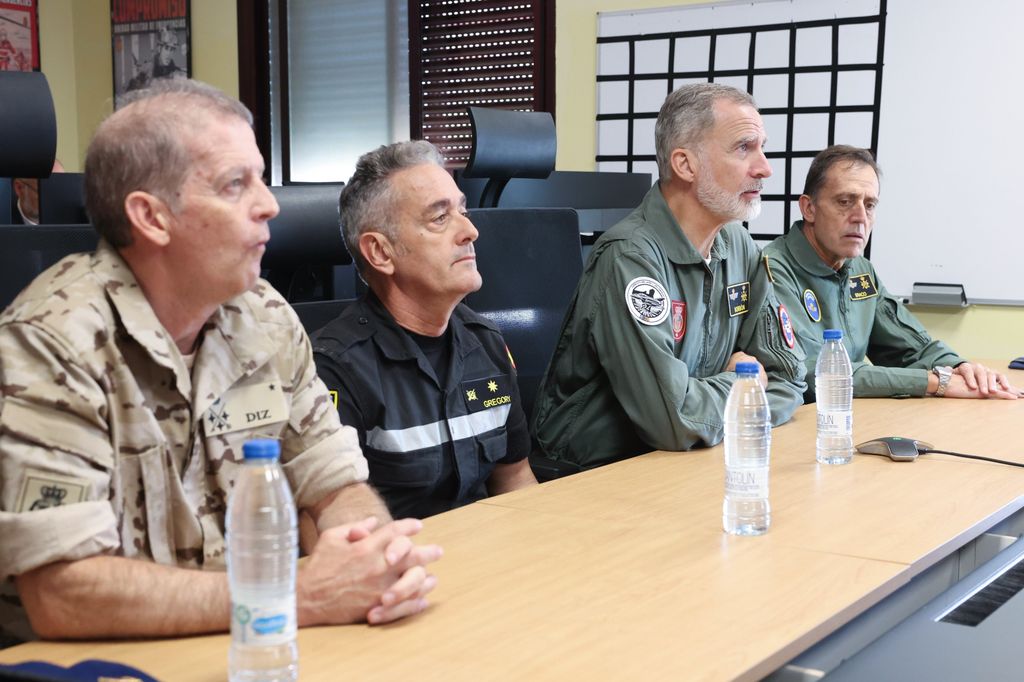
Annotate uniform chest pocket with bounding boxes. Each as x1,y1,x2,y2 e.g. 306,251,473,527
364,445,443,488
115,443,176,565
476,429,508,464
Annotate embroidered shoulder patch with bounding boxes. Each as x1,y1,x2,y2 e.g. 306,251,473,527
802,288,821,322
16,469,88,513
624,277,670,325
671,300,686,341
848,273,878,300
778,305,796,349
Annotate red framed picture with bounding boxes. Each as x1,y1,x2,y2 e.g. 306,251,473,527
0,0,39,72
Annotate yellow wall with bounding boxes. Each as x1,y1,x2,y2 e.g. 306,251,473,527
555,0,1023,364
37,0,238,170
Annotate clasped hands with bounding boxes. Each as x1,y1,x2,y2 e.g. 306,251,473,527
298,516,443,627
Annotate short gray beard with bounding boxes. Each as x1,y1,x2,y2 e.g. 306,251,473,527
695,153,763,222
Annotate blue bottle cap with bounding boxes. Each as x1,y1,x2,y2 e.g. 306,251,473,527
242,439,281,460
823,329,843,341
735,361,760,376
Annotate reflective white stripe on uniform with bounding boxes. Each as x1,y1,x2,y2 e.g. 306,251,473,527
365,403,511,453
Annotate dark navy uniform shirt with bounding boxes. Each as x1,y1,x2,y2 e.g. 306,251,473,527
311,293,530,518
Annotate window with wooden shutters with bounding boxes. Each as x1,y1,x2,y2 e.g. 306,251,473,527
409,0,555,168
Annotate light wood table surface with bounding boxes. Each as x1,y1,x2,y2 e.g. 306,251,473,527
2,362,1022,681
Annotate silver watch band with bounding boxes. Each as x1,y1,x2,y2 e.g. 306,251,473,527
933,366,953,397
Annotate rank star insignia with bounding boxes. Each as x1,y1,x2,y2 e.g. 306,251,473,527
487,380,498,392
848,273,878,300
206,398,230,431
466,389,478,401
726,282,750,317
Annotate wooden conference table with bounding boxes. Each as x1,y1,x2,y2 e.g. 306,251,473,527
2,365,1023,681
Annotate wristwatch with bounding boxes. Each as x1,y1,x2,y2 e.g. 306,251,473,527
932,365,953,397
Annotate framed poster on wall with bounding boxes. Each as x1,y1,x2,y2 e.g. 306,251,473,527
111,0,190,104
0,0,39,72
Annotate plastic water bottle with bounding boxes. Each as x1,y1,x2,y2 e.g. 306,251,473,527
723,362,772,536
815,329,854,465
227,439,299,682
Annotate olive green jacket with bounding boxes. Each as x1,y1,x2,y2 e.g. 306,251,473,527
762,222,964,401
530,186,806,469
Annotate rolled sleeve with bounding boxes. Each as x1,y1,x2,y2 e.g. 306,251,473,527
0,323,119,578
0,503,119,578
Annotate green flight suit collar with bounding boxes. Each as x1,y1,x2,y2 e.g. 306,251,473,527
639,184,732,265
784,220,853,278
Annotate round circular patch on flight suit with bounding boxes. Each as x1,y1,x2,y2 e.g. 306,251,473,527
802,288,821,322
624,276,670,326
778,304,796,349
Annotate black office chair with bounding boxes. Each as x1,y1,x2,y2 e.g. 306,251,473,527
0,225,98,309
464,208,584,480
263,184,357,302
461,106,556,208
291,298,357,337
38,173,88,224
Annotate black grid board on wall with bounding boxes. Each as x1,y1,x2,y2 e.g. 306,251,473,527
595,2,886,244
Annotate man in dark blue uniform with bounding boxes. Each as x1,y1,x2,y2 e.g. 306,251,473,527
312,141,536,518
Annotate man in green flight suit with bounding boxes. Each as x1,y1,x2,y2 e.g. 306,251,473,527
762,145,1018,401
531,83,807,471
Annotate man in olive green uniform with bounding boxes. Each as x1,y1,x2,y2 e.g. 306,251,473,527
0,80,440,646
531,83,807,470
763,145,1017,401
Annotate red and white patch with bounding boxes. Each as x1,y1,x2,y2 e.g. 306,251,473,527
778,305,796,349
671,300,686,341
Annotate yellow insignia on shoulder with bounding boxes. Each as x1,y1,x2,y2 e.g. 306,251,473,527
328,390,339,409
762,254,775,283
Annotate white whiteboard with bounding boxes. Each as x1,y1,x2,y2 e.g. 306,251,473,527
597,0,1024,305
872,0,1023,304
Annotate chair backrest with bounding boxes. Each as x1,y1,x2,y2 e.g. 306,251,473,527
464,208,583,420
0,71,57,179
38,172,87,224
263,184,355,301
291,298,357,337
0,225,99,309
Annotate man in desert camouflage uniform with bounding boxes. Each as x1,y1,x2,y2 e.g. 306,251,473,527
0,80,441,646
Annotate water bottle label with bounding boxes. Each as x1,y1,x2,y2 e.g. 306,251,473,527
725,467,768,498
231,593,297,646
817,410,852,436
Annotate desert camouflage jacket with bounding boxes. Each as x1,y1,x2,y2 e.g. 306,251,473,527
0,241,367,644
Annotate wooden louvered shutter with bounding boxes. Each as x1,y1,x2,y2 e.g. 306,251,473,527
409,0,555,169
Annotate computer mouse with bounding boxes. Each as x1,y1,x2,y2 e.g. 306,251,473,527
1010,357,1024,370
855,437,933,462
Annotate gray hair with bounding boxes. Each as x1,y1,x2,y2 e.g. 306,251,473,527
654,82,757,183
84,79,253,247
340,140,446,274
803,144,881,199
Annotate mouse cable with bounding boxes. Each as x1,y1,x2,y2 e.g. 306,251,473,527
920,448,1024,469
